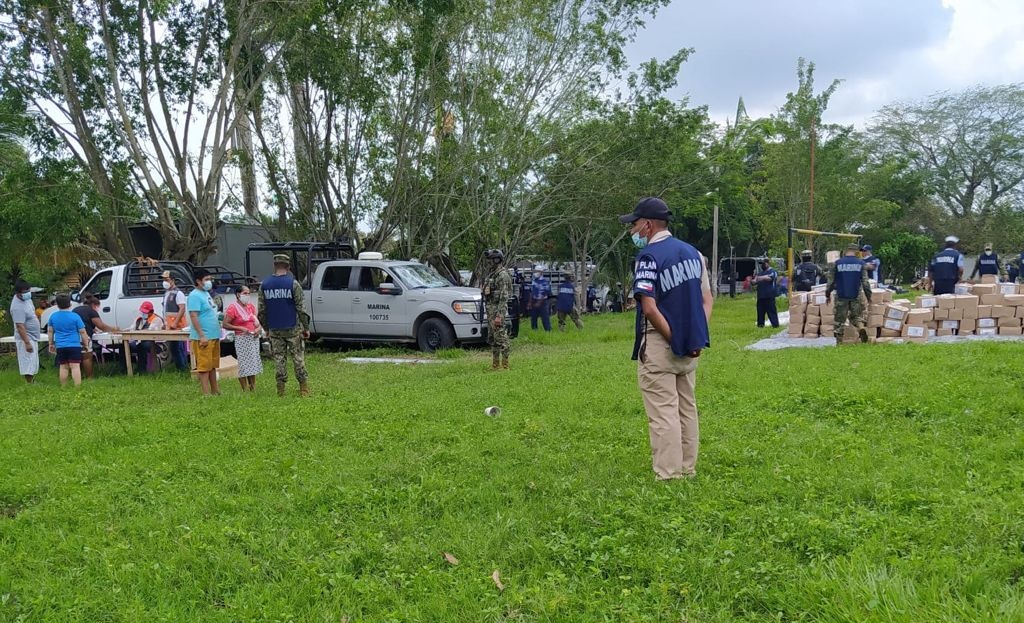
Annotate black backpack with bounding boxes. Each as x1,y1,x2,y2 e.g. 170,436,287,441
796,263,817,288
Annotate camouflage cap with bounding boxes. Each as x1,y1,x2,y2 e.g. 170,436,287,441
273,254,291,265
846,243,860,252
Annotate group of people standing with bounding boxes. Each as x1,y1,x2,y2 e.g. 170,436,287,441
8,254,310,397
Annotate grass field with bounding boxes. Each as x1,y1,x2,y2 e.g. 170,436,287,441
2,296,1023,622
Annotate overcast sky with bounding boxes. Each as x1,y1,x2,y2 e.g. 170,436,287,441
626,0,1024,128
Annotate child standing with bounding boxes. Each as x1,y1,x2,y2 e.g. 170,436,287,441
47,293,90,387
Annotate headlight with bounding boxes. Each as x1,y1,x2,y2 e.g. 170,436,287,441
452,300,481,314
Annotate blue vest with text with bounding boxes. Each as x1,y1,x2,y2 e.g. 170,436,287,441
631,237,710,359
977,252,999,275
756,268,777,299
556,282,576,312
531,277,551,300
834,256,866,299
261,274,298,330
931,248,960,282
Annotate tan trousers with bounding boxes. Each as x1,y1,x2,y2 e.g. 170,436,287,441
637,330,700,479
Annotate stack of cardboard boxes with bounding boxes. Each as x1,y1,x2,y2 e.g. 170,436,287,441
786,276,1023,344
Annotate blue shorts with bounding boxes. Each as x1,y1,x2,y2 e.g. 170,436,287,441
56,347,82,364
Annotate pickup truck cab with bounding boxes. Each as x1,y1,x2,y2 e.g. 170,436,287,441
308,253,486,351
41,260,250,331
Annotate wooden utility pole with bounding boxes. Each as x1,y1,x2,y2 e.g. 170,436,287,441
808,116,816,231
712,203,720,296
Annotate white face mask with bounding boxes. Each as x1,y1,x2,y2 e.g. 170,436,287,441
238,294,250,305
163,280,172,290
985,250,993,256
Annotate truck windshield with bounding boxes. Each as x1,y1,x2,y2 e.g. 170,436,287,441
392,264,452,289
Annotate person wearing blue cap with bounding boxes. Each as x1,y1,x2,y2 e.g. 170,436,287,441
929,236,964,295
620,197,712,480
861,244,881,283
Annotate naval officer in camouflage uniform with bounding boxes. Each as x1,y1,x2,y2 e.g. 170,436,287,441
258,254,311,396
825,244,872,344
483,249,512,370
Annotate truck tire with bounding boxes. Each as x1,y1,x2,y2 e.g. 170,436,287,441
417,317,455,352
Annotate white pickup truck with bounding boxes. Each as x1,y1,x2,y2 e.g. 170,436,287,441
306,253,487,351
40,261,249,331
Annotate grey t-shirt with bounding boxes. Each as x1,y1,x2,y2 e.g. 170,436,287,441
10,297,41,339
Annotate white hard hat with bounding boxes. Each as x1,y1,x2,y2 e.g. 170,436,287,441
944,235,959,243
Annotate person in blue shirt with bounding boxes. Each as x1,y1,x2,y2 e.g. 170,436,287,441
555,274,584,331
861,244,882,283
529,269,552,331
188,268,222,396
46,293,90,387
929,236,964,295
750,258,780,328
621,197,712,480
586,284,597,313
970,243,1001,281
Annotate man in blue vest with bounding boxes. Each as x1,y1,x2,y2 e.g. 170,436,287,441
586,283,597,312
969,243,1001,281
621,197,712,481
826,244,873,344
929,236,964,295
750,258,779,328
861,244,882,283
555,274,584,331
529,269,552,331
258,254,311,397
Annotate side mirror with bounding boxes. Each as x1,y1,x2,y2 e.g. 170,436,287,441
377,283,402,295
70,291,81,303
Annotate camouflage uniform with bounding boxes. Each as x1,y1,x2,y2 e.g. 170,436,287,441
484,267,512,368
258,277,311,391
826,260,872,344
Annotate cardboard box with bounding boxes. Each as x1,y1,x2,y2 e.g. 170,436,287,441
906,309,933,324
940,320,960,331
947,308,965,321
867,314,883,328
927,328,937,337
955,283,972,295
869,304,886,316
806,305,821,318
883,318,904,331
971,283,997,294
916,296,938,309
999,327,1023,336
953,295,979,309
999,283,1019,295
977,327,998,336
902,325,927,338
879,328,902,338
991,306,1014,319
871,289,894,303
960,319,976,333
978,305,992,317
812,294,828,306
936,295,956,310
936,328,955,336
803,332,821,339
962,306,979,320
981,274,999,284
980,294,1004,306
1004,294,1024,306
997,316,1022,328
932,308,949,320
884,304,911,320
977,318,997,329
1016,306,1024,319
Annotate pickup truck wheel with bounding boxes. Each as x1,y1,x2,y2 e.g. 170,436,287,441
417,318,455,352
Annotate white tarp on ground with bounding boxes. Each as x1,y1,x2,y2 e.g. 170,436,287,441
341,357,448,365
746,330,1024,351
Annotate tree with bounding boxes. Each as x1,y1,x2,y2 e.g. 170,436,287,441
876,232,934,284
869,84,1024,247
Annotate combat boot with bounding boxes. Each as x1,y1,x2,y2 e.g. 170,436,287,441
492,353,500,370
299,381,310,397
277,381,286,397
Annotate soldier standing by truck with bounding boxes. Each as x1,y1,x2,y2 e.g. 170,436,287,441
483,249,512,370
258,254,311,397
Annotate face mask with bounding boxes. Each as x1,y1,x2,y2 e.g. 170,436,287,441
534,274,542,279
985,250,993,256
202,280,213,292
19,292,32,301
631,232,648,249
238,295,250,305
163,280,172,290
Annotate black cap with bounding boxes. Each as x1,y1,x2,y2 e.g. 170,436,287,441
619,197,672,224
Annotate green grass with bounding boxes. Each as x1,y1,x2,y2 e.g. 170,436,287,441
2,296,1023,622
